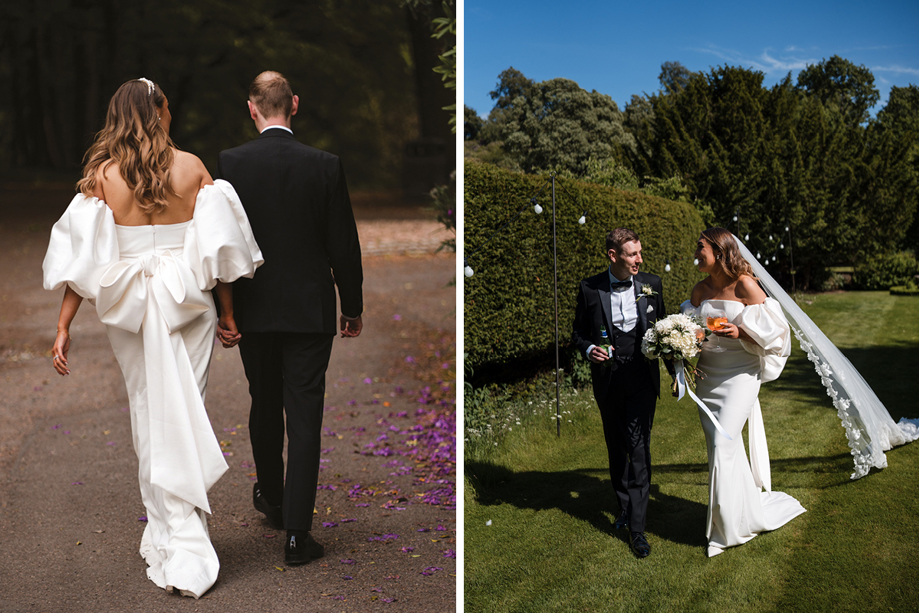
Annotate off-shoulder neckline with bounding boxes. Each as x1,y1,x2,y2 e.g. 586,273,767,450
115,219,193,229
689,298,748,308
80,181,226,227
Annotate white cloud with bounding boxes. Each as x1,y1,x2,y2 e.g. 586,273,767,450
693,44,817,75
873,64,919,77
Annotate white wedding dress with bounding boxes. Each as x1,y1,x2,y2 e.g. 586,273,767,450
43,180,263,597
681,298,806,557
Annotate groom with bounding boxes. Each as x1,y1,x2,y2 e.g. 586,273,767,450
216,71,363,565
571,228,666,559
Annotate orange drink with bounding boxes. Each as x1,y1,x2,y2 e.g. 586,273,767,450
707,316,728,331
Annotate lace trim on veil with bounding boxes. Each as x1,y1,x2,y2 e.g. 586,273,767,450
733,236,919,479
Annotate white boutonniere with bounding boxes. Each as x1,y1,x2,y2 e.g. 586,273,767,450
636,283,658,302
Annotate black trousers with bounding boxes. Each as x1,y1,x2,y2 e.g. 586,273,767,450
239,332,334,532
594,359,657,533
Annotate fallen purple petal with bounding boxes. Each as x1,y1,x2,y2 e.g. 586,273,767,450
138,516,148,522
340,559,356,565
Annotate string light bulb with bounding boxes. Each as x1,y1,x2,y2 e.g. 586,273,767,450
464,263,474,277
693,258,699,266
664,260,672,272
532,198,543,214
744,234,749,241
578,211,586,225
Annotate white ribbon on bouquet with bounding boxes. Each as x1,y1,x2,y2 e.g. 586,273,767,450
674,360,732,440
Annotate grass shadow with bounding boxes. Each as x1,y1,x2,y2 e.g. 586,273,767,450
466,459,709,547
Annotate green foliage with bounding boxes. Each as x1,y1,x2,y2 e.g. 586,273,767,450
633,64,919,288
852,251,919,290
0,0,426,188
796,55,880,126
429,170,455,253
464,160,705,372
465,291,919,613
477,68,635,175
429,0,456,133
463,140,522,172
464,105,485,140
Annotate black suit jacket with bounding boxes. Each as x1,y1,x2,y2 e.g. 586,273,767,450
572,270,666,401
217,129,363,334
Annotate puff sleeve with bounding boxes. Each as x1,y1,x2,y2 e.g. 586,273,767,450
183,180,263,289
738,297,791,382
42,194,119,303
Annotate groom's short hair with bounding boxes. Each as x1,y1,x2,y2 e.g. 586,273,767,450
606,228,639,253
249,71,293,119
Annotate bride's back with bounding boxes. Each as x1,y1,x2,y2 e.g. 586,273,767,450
95,150,211,226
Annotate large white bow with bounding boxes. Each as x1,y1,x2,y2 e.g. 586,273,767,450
96,251,211,333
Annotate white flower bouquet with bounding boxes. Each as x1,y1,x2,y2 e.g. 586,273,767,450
641,313,707,390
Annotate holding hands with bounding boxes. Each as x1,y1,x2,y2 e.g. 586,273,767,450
217,315,241,348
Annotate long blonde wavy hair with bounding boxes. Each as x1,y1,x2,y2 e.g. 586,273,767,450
701,227,757,280
77,79,177,213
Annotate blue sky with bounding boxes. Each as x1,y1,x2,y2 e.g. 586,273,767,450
463,0,919,118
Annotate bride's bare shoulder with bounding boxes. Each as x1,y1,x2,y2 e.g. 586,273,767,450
735,274,766,304
171,150,213,189
690,278,711,306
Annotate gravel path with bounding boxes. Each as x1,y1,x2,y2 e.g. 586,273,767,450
0,186,457,612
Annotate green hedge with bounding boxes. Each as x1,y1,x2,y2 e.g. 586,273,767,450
852,251,919,290
464,160,706,372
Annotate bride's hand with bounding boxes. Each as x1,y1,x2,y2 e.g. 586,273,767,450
714,323,749,341
217,316,241,348
52,330,71,376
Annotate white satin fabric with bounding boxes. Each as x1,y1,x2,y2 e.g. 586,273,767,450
682,298,805,557
43,180,263,597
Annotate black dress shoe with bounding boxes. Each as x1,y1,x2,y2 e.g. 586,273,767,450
253,483,283,529
630,532,651,558
285,530,325,566
613,510,629,530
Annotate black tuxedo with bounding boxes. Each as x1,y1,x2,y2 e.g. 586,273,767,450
217,128,363,532
572,269,665,533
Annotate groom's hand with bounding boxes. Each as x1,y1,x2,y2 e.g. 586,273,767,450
588,346,611,363
217,316,241,348
340,314,362,338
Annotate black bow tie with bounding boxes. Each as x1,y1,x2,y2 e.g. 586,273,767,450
611,280,631,291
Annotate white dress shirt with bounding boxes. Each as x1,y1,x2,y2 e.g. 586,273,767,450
586,269,637,359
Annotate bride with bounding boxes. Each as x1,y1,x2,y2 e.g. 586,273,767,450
682,227,919,557
43,78,263,597
682,227,806,557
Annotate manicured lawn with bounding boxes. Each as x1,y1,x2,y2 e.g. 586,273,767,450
464,292,919,612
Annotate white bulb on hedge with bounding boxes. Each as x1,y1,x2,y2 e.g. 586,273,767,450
664,263,671,272
578,215,586,225
780,243,784,249
693,258,699,266
757,252,762,259
464,266,474,277
745,234,749,241
534,203,543,214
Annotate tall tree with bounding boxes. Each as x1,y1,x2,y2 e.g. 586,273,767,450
479,69,635,175
796,55,880,126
